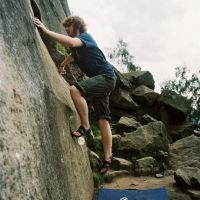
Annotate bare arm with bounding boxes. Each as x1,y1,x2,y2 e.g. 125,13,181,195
59,53,74,74
60,53,74,67
33,17,83,48
44,30,82,47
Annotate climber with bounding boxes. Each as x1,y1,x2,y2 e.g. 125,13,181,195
33,16,116,174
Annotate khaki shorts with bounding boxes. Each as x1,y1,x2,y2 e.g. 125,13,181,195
73,74,116,121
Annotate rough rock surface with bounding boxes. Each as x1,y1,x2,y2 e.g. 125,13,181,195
115,121,169,159
169,121,194,142
187,190,200,200
112,134,122,153
174,167,199,188
134,157,159,175
0,1,93,199
117,116,141,133
112,157,133,171
124,71,155,90
110,88,139,110
132,85,159,106
113,67,131,89
157,90,189,121
169,135,200,170
89,151,100,173
140,114,157,125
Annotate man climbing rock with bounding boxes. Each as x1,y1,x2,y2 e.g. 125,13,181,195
33,16,116,174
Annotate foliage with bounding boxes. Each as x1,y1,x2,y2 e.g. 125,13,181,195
93,173,102,188
93,173,104,188
94,138,104,160
107,39,141,72
91,120,100,137
93,172,113,188
161,66,200,129
56,43,69,57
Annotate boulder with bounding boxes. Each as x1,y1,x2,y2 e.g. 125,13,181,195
112,134,122,153
187,190,200,200
153,150,169,171
130,104,161,123
157,90,189,121
0,1,93,199
112,157,133,171
124,71,155,90
132,85,159,106
140,114,157,125
110,88,139,110
113,67,131,89
169,135,200,170
110,107,135,118
115,121,169,159
89,151,101,173
134,157,159,175
169,121,194,142
168,192,192,200
117,116,141,134
174,167,200,188
191,169,200,188
105,170,130,180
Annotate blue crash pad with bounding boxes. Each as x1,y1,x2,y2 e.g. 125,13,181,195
97,187,169,200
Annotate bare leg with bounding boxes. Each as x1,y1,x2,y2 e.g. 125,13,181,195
70,85,90,135
98,118,112,160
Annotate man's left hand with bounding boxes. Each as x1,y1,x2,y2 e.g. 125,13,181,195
33,17,48,33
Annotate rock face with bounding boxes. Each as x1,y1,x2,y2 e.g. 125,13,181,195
0,1,93,200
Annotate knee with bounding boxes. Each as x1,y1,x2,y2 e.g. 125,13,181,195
98,118,110,125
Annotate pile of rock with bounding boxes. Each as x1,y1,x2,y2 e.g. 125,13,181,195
88,69,200,198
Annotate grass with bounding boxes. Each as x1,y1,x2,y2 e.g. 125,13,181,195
89,114,120,189
91,120,100,137
93,172,113,188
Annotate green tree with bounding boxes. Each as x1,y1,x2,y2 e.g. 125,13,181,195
107,39,140,72
161,66,200,129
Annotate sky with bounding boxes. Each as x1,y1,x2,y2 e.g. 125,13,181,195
67,0,200,92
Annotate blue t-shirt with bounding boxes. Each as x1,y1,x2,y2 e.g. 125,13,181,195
70,32,116,78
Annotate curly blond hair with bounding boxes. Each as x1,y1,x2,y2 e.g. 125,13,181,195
62,16,87,33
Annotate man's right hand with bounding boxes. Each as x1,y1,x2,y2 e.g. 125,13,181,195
58,65,66,74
